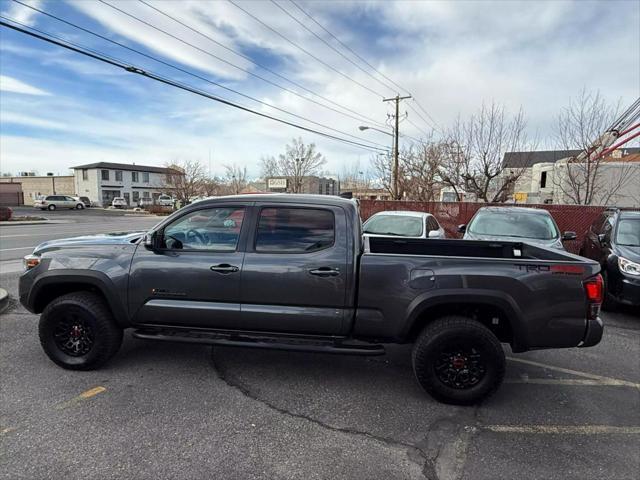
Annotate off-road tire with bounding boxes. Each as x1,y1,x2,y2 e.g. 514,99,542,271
412,316,505,405
39,291,123,370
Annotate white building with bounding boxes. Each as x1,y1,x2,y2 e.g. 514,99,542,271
71,162,177,207
503,148,640,207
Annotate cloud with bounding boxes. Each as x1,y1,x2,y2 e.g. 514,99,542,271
0,75,50,96
1,0,43,27
0,0,638,178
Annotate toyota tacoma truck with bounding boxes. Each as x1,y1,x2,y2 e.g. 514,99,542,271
19,195,604,405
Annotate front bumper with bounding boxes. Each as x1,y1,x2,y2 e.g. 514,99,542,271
615,276,640,306
579,316,604,348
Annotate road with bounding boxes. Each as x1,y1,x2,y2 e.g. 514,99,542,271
1,214,639,480
0,207,161,264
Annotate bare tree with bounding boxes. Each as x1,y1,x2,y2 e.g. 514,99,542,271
438,141,467,201
224,164,248,195
372,152,410,199
448,103,532,202
165,159,205,205
260,137,327,193
338,159,372,197
200,175,225,197
553,89,630,205
401,141,447,202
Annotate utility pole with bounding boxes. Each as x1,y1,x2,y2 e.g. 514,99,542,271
382,94,411,200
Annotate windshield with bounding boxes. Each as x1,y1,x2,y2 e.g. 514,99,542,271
468,210,559,240
363,215,423,237
616,219,640,246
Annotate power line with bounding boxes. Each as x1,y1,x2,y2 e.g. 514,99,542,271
406,118,433,139
288,0,445,135
412,99,445,133
133,0,386,129
227,0,385,99
288,0,409,96
0,18,389,154
269,0,395,96
93,0,388,129
407,103,442,133
8,1,388,150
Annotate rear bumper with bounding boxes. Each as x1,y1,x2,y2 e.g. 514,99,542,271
579,316,603,348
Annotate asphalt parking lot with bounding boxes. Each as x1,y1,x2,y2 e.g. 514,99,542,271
0,214,639,480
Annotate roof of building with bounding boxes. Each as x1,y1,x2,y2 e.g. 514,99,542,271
502,148,640,169
71,162,179,174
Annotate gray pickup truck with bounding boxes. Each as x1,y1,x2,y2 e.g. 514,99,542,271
19,195,604,404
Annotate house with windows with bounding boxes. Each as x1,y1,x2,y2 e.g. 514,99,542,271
71,162,179,207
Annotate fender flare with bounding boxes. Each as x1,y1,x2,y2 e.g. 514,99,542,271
402,289,529,350
28,270,130,327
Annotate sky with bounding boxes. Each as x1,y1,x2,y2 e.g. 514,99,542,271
0,0,638,178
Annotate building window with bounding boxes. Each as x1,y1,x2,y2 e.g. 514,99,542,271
101,170,109,181
132,171,139,182
133,191,140,203
540,171,547,189
115,170,123,182
143,191,150,198
142,172,149,183
82,169,88,181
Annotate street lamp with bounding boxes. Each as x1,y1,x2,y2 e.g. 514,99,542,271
358,125,393,137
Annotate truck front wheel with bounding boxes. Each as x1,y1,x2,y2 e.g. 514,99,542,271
412,316,505,405
39,292,123,370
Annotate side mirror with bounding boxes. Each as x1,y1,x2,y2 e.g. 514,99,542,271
457,224,467,233
144,232,165,250
428,230,441,238
597,233,606,245
143,232,154,248
562,231,577,241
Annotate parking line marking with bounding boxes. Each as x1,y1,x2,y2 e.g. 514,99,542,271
79,386,107,399
506,378,635,387
55,386,107,410
485,425,640,435
507,357,640,389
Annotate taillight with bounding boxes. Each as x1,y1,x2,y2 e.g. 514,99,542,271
583,274,603,319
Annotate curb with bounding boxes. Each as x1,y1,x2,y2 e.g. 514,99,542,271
0,288,9,314
0,220,74,226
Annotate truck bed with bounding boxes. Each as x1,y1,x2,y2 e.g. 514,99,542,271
355,236,600,351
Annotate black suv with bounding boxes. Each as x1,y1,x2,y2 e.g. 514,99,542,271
580,208,640,309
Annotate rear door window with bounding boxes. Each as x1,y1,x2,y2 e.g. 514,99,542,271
255,207,334,253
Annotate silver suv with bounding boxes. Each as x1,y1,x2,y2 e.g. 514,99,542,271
34,195,85,211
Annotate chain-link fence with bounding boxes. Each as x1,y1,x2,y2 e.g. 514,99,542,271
359,200,637,253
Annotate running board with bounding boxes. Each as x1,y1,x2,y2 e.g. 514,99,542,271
132,328,385,356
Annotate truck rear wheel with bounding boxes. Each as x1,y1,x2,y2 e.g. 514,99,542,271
39,292,123,370
412,316,505,405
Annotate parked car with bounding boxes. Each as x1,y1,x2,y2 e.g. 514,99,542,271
111,197,127,209
362,210,446,238
0,206,12,221
138,197,153,208
157,195,174,207
579,208,640,309
20,195,604,405
74,196,92,208
34,195,85,211
460,206,575,250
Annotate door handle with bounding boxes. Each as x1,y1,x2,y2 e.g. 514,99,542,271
210,264,240,274
309,267,340,277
